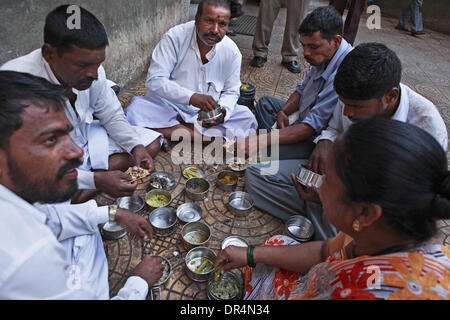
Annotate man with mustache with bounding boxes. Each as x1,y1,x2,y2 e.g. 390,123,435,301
0,71,163,299
236,6,353,160
1,5,163,204
125,0,257,141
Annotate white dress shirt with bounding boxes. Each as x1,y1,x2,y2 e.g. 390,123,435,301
0,184,148,299
0,49,161,189
315,83,449,151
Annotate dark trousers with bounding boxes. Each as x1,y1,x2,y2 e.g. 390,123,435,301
330,0,366,45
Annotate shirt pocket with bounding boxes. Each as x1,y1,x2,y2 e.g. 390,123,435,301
205,80,224,102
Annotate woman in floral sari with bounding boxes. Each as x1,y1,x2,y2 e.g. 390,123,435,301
215,117,450,300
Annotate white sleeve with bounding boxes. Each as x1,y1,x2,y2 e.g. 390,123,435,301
110,276,149,300
218,50,241,122
313,100,346,144
34,201,108,241
91,67,142,154
146,32,196,106
76,169,96,190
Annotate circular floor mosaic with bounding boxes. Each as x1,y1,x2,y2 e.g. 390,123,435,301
95,147,285,299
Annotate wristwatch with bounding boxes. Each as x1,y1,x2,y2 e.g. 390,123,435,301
108,204,118,223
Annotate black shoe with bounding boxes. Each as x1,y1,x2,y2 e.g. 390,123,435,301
226,29,236,36
395,24,409,32
283,60,301,73
411,30,425,36
250,56,267,68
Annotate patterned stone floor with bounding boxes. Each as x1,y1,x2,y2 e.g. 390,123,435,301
99,1,450,299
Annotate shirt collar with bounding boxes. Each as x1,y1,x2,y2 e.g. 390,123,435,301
0,184,48,225
191,26,218,62
391,83,409,121
314,38,351,81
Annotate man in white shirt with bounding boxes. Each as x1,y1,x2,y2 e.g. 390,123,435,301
250,43,449,240
0,71,163,299
125,0,258,141
1,5,163,204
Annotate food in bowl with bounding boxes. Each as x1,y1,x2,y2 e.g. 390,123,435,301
183,230,209,245
154,258,171,287
188,257,214,274
209,276,240,300
228,158,248,171
146,193,170,207
183,166,204,179
218,174,238,185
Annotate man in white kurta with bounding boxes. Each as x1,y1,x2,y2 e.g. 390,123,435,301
1,49,162,191
0,70,162,299
125,7,258,140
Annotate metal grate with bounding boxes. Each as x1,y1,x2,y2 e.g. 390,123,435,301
229,15,258,36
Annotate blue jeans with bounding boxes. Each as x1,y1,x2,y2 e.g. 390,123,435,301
398,0,423,32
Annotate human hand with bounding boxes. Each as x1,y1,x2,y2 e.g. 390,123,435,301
190,93,219,112
215,245,248,273
308,140,332,175
276,110,289,129
132,255,164,287
94,170,137,197
131,144,153,171
290,173,321,203
116,208,153,242
200,108,227,128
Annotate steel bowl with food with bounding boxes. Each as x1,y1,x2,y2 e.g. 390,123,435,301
148,207,177,237
145,189,172,210
117,194,145,213
152,256,172,287
216,170,238,192
148,172,176,191
227,157,248,176
185,177,210,201
176,202,203,223
285,215,314,242
181,221,211,251
228,191,254,216
207,270,243,300
185,246,216,282
198,106,224,125
182,166,205,179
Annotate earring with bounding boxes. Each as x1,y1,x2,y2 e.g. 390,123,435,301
352,219,361,232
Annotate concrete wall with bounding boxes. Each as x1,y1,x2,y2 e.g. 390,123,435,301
375,0,450,35
0,0,190,89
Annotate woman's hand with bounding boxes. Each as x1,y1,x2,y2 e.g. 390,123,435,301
215,245,248,273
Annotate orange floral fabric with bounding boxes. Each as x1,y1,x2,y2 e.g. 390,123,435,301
243,235,450,300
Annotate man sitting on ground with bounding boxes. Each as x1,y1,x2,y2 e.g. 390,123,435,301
125,0,257,142
1,5,163,203
0,71,163,299
236,6,353,160
246,43,448,240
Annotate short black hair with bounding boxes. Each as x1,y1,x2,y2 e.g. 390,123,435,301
196,0,231,16
335,117,450,243
44,4,109,54
299,6,343,41
334,43,402,100
0,71,68,148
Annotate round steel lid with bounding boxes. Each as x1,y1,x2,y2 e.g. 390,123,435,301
177,203,202,223
221,236,249,250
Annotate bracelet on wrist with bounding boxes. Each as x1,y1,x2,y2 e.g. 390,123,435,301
247,245,256,268
108,205,118,223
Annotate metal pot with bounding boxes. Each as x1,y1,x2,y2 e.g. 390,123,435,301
176,202,203,224
148,207,177,237
117,194,145,213
181,221,211,251
145,189,172,210
148,171,176,191
101,221,127,240
285,215,314,242
207,270,244,300
185,177,210,201
228,191,254,216
185,246,216,282
216,170,238,192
